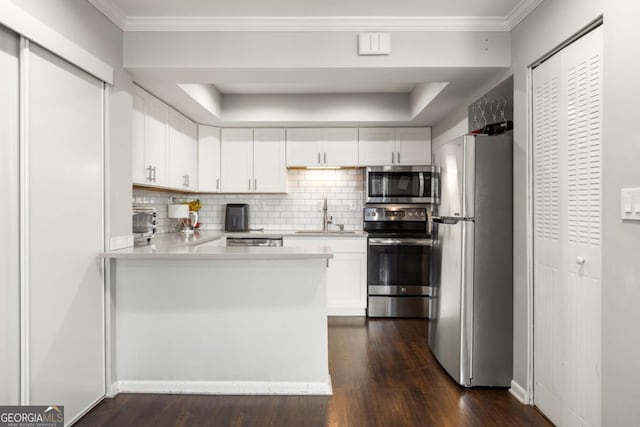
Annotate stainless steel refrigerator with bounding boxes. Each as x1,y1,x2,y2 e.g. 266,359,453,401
428,132,513,387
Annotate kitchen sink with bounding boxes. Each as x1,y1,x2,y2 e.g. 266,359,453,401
295,230,356,234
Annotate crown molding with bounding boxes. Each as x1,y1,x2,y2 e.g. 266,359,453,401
124,16,510,32
507,0,545,30
87,0,127,29
88,0,542,32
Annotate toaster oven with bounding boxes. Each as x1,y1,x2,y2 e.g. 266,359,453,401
132,205,157,244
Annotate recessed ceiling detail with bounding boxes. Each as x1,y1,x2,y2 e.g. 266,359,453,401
88,0,544,32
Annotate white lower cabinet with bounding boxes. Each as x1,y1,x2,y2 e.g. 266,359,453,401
284,236,366,315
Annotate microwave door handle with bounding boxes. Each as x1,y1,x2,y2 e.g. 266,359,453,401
419,172,425,197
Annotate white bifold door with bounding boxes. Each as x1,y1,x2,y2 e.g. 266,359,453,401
533,26,602,426
25,43,105,422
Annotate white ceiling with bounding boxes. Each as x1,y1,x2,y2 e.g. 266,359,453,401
106,0,522,18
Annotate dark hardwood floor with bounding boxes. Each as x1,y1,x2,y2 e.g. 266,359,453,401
77,318,551,427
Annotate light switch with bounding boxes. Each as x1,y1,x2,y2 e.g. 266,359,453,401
621,188,640,221
358,33,391,55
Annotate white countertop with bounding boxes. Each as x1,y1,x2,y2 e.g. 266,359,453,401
102,229,366,260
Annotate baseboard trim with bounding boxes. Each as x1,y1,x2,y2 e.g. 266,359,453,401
328,307,365,316
113,378,333,396
509,379,529,404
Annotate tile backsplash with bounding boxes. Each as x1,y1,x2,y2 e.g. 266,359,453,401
133,169,365,233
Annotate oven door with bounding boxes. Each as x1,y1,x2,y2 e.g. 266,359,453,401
367,237,432,295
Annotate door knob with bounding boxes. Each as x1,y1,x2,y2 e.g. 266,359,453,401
576,256,586,265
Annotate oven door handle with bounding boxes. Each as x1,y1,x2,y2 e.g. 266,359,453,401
369,238,433,246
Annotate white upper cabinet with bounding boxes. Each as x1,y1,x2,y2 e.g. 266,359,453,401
168,109,185,189
253,128,287,193
286,128,322,167
395,127,431,165
131,85,148,184
286,128,358,167
133,85,198,191
321,128,359,166
358,127,431,166
198,125,221,193
221,128,254,193
168,108,198,191
183,119,198,191
146,95,170,186
358,127,396,166
221,128,287,193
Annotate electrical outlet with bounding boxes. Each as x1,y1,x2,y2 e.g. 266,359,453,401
349,201,358,211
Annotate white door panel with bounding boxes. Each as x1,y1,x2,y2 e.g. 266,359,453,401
221,128,253,192
321,128,358,166
533,26,602,427
28,43,104,422
131,85,147,184
0,24,20,405
286,128,322,167
395,127,431,165
358,127,395,166
198,125,221,192
253,128,286,193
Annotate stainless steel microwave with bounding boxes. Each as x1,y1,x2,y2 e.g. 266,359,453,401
365,166,440,204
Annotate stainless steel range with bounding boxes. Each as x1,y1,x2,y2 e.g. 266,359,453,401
364,205,433,318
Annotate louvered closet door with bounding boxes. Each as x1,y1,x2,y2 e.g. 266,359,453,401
533,52,564,426
533,26,602,427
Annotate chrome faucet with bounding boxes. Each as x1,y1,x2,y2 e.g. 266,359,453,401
322,197,345,232
322,197,333,232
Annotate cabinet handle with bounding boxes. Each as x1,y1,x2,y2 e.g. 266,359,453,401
254,178,257,192
324,152,327,164
216,178,219,190
318,152,321,164
186,174,190,187
249,178,251,191
146,166,153,181
391,152,395,164
152,166,157,182
397,152,400,164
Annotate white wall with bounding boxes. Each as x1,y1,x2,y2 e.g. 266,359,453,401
124,31,510,69
601,0,640,425
8,0,133,244
432,0,604,396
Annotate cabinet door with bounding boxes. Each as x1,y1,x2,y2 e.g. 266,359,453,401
358,127,395,166
221,128,254,192
254,128,287,193
198,125,221,192
183,119,198,191
327,253,367,315
147,95,169,186
322,128,358,166
286,128,322,167
395,127,431,165
168,108,187,189
131,85,148,184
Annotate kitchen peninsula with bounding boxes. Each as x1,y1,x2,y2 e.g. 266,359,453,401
103,231,334,396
